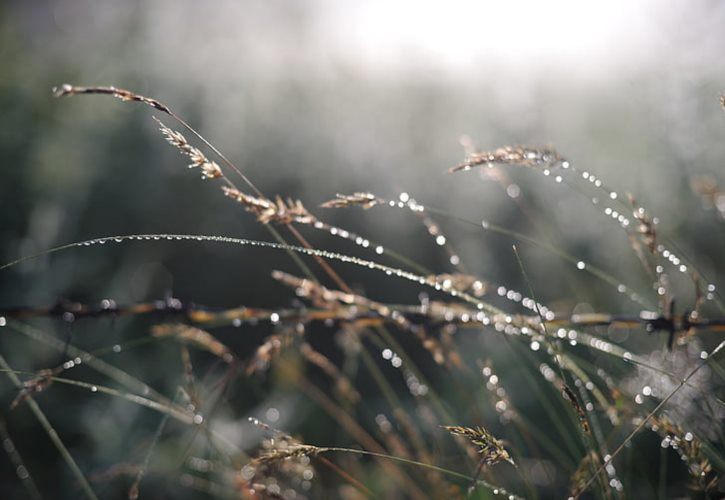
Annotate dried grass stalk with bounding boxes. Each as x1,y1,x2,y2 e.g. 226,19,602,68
245,335,283,375
442,425,514,466
320,192,383,209
151,324,234,363
299,342,360,404
647,415,713,486
53,84,170,113
222,187,315,225
252,443,321,465
569,451,600,497
154,117,222,180
450,145,564,173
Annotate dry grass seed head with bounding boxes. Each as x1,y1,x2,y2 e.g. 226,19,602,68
320,192,383,210
569,451,600,497
53,84,171,113
222,187,315,225
627,193,657,254
153,117,222,180
450,145,564,173
442,425,514,466
151,323,234,363
243,419,318,498
252,442,321,465
272,270,411,328
561,385,591,435
647,415,713,485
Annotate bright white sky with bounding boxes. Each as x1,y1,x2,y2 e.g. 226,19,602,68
324,1,664,73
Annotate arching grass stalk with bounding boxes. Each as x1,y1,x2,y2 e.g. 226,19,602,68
52,84,320,285
0,233,490,310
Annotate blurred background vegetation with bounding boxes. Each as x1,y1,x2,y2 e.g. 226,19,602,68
1,1,724,498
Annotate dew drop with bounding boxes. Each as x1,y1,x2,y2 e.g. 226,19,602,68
265,407,280,422
90,386,98,393
576,261,586,270
16,465,29,480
